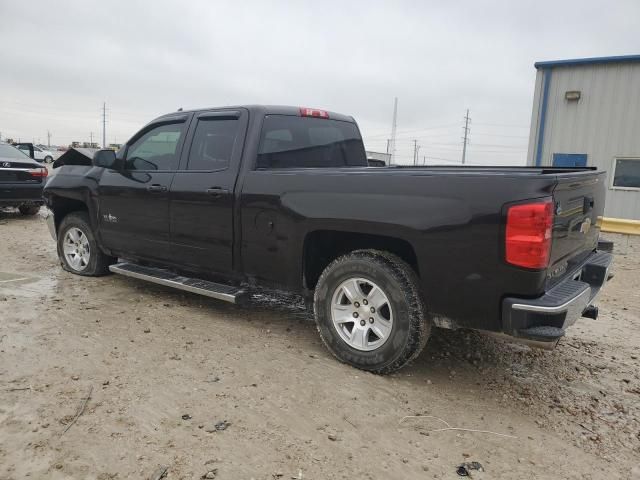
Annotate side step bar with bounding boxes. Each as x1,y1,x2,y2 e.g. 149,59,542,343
109,262,245,304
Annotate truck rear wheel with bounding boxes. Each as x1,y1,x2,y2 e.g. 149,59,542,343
57,211,114,276
314,249,430,374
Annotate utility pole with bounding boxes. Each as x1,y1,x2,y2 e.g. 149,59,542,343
90,132,94,145
413,139,420,165
462,108,471,164
389,97,398,165
386,139,390,154
102,101,107,148
47,130,51,147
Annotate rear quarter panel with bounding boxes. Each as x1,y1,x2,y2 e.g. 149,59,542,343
239,168,558,331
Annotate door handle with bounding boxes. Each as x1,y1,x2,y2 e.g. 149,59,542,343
206,187,229,197
147,184,167,192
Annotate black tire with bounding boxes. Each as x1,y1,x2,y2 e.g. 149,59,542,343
314,249,431,374
18,205,40,216
57,211,114,276
44,156,53,164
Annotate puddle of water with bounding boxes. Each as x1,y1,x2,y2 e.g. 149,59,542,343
0,271,58,298
0,271,34,283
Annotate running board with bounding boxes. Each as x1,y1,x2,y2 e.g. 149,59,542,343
109,262,244,303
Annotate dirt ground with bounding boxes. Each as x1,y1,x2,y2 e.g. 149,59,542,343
0,209,639,480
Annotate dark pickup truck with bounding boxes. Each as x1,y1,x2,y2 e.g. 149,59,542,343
43,105,613,373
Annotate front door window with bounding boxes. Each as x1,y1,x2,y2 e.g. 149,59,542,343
126,124,184,171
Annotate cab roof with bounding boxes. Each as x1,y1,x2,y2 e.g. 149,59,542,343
154,105,356,124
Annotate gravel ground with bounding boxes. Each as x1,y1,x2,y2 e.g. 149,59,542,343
0,209,638,479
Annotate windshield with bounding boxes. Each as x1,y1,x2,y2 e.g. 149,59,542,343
0,143,32,160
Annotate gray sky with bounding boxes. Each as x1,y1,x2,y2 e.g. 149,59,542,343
0,0,638,165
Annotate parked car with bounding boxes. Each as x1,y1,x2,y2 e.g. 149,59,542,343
0,142,48,215
43,105,613,373
14,142,55,163
367,158,386,167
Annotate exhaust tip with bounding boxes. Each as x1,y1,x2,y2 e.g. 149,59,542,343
582,304,598,320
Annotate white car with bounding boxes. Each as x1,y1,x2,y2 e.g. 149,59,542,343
15,143,55,163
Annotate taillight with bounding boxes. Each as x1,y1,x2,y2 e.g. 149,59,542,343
299,107,329,118
505,199,554,269
28,168,48,178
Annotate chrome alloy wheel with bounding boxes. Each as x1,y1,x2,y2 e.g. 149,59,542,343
63,227,91,271
330,277,393,351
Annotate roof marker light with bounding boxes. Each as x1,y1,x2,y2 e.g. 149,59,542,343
299,107,329,119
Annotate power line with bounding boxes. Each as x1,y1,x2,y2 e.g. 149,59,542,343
473,122,529,129
365,122,460,139
1,100,151,121
365,121,529,140
369,139,526,148
471,132,529,139
363,131,462,142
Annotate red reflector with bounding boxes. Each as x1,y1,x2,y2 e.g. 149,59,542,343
28,168,48,178
505,200,554,269
299,107,329,118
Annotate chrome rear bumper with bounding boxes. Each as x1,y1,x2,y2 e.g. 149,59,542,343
502,251,613,343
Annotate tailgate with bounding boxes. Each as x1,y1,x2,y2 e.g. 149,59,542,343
549,171,606,274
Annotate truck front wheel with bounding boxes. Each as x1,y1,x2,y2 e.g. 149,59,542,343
57,211,114,276
314,249,431,374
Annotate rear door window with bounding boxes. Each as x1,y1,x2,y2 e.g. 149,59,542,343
256,115,367,168
186,118,239,171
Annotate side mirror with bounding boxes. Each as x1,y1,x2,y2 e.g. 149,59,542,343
93,149,117,169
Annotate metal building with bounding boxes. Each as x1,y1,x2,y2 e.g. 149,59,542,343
527,55,640,221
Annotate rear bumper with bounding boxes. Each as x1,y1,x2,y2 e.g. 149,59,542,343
502,250,613,344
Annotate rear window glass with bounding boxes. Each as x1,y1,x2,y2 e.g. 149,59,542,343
256,115,367,168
